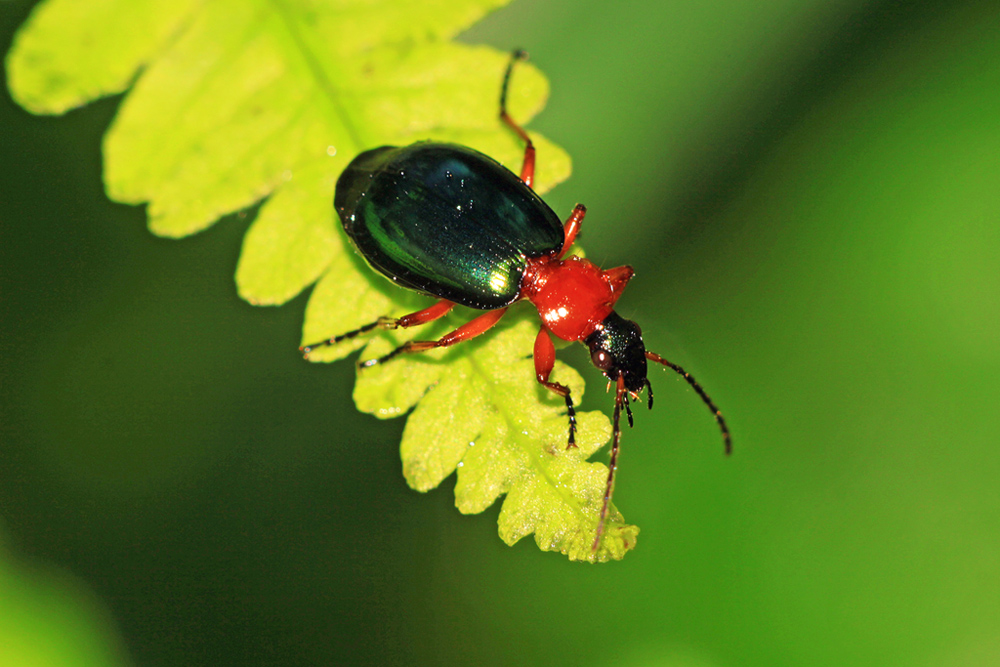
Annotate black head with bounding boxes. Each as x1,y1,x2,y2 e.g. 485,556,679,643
584,312,649,394
585,311,735,554
586,311,650,554
585,311,733,554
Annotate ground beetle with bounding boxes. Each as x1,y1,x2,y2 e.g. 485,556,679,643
302,51,731,551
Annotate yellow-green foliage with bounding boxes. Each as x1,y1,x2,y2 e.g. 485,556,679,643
7,0,633,561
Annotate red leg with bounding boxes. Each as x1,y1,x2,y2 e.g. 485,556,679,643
393,299,455,328
533,327,577,448
558,204,587,259
500,50,536,188
360,308,508,368
300,299,454,355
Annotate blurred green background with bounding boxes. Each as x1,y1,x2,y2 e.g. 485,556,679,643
2,0,999,665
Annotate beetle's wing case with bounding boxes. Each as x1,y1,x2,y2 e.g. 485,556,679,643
336,143,564,310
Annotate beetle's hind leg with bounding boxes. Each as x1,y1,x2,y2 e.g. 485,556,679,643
359,307,508,369
299,320,382,355
499,50,536,188
299,299,456,356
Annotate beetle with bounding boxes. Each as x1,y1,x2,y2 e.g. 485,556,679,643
302,51,731,551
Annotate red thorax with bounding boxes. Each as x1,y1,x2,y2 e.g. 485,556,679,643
521,255,634,342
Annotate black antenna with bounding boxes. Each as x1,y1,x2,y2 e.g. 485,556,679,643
592,378,627,553
646,352,732,455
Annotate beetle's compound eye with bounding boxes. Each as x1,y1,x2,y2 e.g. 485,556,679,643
591,349,614,372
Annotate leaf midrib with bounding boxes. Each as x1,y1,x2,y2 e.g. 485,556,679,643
268,0,365,152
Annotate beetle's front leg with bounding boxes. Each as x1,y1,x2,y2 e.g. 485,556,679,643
533,326,577,449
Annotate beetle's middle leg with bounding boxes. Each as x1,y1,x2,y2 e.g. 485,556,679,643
300,299,455,356
359,307,508,369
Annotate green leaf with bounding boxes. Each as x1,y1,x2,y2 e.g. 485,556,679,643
354,317,637,562
5,0,201,115
6,0,635,560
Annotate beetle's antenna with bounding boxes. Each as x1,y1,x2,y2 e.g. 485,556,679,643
592,376,627,553
646,378,654,410
646,352,732,455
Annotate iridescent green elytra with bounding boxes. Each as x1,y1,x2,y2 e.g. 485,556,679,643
335,142,564,310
